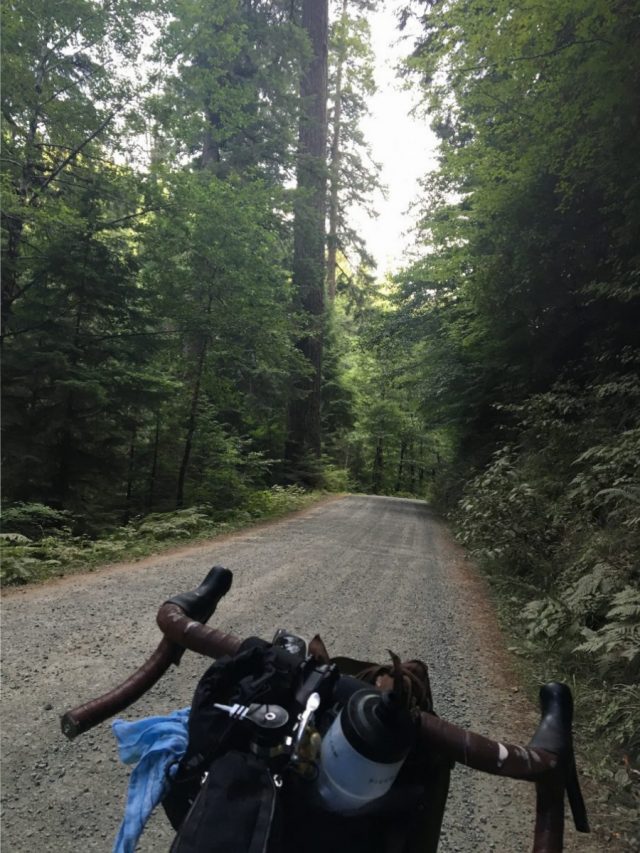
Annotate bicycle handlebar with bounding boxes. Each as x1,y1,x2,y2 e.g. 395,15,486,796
61,566,239,739
61,566,589,853
164,565,233,624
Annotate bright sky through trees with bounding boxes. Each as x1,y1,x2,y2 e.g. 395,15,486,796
353,5,438,276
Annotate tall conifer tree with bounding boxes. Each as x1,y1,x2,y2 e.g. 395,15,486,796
285,0,329,478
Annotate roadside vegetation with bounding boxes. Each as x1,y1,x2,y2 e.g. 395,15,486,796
393,1,639,843
0,488,323,586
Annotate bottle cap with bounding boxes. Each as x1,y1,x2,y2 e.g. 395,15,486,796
341,689,415,763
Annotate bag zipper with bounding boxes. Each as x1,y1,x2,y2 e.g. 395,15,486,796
260,772,278,853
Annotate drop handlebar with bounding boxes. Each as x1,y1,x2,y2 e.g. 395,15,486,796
61,566,589,853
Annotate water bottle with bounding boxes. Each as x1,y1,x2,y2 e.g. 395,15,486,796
316,689,414,813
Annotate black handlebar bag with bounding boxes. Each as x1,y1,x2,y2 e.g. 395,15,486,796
163,641,295,834
163,643,451,853
170,750,282,853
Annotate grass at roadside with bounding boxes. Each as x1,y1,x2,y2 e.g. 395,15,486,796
478,565,640,851
1,487,329,587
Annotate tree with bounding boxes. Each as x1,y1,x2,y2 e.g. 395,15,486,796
2,0,307,521
138,170,299,509
399,0,640,464
1,0,169,519
326,0,380,301
147,0,306,182
1,0,150,338
285,0,329,479
1,163,170,516
393,0,640,763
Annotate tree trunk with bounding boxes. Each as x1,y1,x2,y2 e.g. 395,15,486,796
123,427,137,524
53,400,74,507
395,439,406,492
372,436,384,494
285,0,329,478
409,443,416,493
147,412,161,511
53,266,86,507
176,294,213,508
327,0,348,303
176,339,208,509
1,216,25,342
202,108,222,169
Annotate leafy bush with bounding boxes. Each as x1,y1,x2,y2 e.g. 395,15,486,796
591,683,640,759
457,446,560,580
0,535,65,585
244,485,308,518
321,464,351,492
0,532,31,545
575,587,640,678
1,502,73,539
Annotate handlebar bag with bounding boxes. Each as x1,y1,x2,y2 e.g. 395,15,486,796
163,639,299,832
164,641,451,853
170,750,282,853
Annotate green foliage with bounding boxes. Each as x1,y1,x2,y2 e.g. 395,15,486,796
0,533,31,545
136,507,214,540
1,0,330,522
244,485,310,518
397,0,640,790
0,543,62,585
591,684,640,759
330,284,442,497
451,373,640,770
320,463,351,493
457,446,560,577
0,489,323,587
575,588,640,675
1,503,73,539
148,0,305,179
326,0,380,289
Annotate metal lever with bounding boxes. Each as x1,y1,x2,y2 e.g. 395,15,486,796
213,702,289,729
292,692,321,760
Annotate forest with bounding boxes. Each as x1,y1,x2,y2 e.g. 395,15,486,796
1,0,638,820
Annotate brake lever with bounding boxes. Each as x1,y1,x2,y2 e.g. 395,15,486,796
292,691,321,760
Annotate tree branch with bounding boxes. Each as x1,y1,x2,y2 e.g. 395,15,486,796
460,38,612,75
29,110,118,204
93,208,163,231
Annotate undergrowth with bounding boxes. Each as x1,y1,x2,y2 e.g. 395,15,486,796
0,487,322,586
444,367,640,849
481,570,639,850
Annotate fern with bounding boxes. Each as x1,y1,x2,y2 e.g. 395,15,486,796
522,597,570,642
137,507,214,540
565,563,619,609
608,587,640,622
575,588,640,673
590,684,640,771
0,491,320,586
1,502,72,539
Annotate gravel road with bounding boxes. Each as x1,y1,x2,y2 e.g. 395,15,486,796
2,495,604,852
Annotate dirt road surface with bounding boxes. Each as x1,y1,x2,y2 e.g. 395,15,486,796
2,496,605,851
